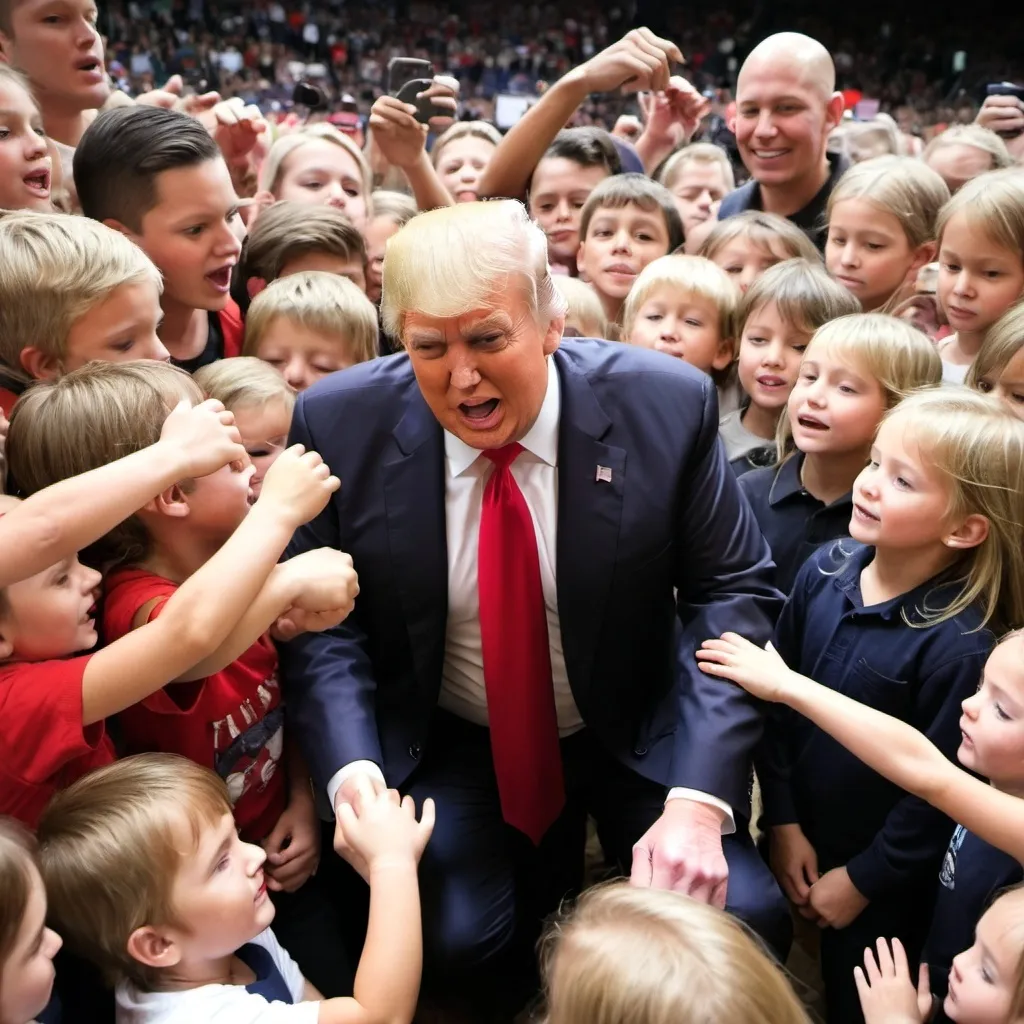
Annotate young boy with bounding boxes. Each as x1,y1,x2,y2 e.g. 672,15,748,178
244,271,379,392
38,753,433,1023
73,106,245,372
0,211,168,415
576,173,684,332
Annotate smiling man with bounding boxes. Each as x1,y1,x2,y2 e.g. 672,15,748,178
280,200,788,1015
718,33,846,249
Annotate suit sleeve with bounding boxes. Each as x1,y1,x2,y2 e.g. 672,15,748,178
668,378,784,811
277,395,384,793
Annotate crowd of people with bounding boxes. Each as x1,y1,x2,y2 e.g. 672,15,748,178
3,4,1024,1024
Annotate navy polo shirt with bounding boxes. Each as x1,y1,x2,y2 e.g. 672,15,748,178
761,542,993,900
739,454,854,593
239,942,295,1003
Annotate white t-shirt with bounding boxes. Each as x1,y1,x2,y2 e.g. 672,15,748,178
115,930,320,1024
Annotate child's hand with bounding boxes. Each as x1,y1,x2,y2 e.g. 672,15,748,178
696,634,797,702
263,788,321,893
769,824,820,910
808,866,870,930
336,776,435,873
854,937,931,1024
256,445,340,527
274,549,359,635
160,399,246,478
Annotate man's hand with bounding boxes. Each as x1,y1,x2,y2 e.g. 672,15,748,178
631,798,728,907
333,771,389,880
770,823,820,911
976,94,1024,159
854,938,932,1024
575,28,683,96
808,866,870,930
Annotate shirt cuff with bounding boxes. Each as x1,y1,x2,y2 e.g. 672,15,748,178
326,760,386,812
666,788,736,835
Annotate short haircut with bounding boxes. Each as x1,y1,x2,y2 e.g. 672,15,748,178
699,211,821,265
368,190,417,226
0,817,38,971
542,127,622,176
0,211,162,387
431,121,502,167
244,271,379,365
555,278,608,339
658,142,736,193
924,124,1014,173
380,199,568,342
8,361,202,567
739,258,861,336
193,356,296,413
74,106,222,230
579,173,684,253
966,301,1024,392
936,167,1024,259
38,753,232,990
621,254,739,343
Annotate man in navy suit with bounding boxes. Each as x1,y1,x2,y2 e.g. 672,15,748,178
280,200,789,1006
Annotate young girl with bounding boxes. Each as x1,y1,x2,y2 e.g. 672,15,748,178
935,169,1024,383
364,190,417,305
700,388,1024,1024
699,211,821,294
0,66,54,213
0,818,63,1024
826,156,949,313
540,882,810,1024
966,301,1024,418
554,277,608,339
739,313,942,592
431,121,501,203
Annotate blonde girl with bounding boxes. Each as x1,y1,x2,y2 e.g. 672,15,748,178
431,121,501,204
0,66,53,214
0,818,63,1024
701,389,1024,1024
540,882,809,1024
699,211,821,294
935,169,1024,383
738,313,942,592
966,301,1024,417
825,156,949,313
923,124,1014,194
257,125,373,232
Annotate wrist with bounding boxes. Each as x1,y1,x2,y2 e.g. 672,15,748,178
367,855,419,876
553,66,591,106
664,797,725,829
152,439,195,483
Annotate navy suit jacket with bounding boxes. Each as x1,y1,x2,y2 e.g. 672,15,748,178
280,339,782,815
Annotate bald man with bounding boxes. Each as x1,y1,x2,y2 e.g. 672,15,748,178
719,33,846,249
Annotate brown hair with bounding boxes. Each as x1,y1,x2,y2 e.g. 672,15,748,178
699,211,821,265
579,174,684,254
739,258,861,335
38,753,232,990
0,817,38,970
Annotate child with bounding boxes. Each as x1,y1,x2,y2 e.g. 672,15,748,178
0,211,168,415
576,174,684,333
365,190,417,305
700,388,1024,1024
244,271,378,392
826,156,949,313
657,142,735,248
257,125,373,233
724,258,859,470
699,211,821,294
73,106,245,373
194,358,295,501
739,313,942,592
0,818,63,1024
620,255,736,387
0,66,53,213
966,302,1024,416
923,124,1014,194
554,278,608,339
38,753,433,1024
540,882,810,1024
432,121,502,203
935,169,1024,383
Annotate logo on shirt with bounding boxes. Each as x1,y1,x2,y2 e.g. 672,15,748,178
212,673,283,807
939,824,967,891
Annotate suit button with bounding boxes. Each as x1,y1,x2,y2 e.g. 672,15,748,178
408,742,422,760
633,745,648,757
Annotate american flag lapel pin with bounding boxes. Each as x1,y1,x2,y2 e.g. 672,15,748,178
595,465,613,483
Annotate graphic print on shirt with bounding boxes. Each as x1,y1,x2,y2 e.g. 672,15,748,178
939,825,967,891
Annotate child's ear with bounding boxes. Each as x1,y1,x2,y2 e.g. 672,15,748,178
944,513,989,551
247,276,267,299
102,217,140,243
127,926,182,970
576,238,588,269
18,346,60,381
141,484,192,518
712,337,735,372
908,241,936,278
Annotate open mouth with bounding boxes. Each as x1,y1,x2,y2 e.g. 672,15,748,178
76,58,103,74
82,601,97,625
756,374,787,388
205,265,233,291
853,503,879,522
23,169,50,194
459,398,499,422
797,414,827,431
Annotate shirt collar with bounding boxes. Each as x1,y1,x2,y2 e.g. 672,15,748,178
445,356,561,477
767,454,807,505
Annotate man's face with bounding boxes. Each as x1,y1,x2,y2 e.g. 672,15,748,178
403,287,563,450
731,58,841,188
1,0,110,115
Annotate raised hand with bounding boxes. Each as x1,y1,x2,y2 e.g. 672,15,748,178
577,28,683,96
159,399,246,478
639,76,710,146
256,445,339,528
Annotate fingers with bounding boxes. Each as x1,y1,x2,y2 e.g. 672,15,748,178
630,842,653,887
420,796,436,837
853,965,869,1000
890,936,909,978
873,937,894,978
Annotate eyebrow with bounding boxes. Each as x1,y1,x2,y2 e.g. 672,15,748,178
169,203,240,228
206,830,233,876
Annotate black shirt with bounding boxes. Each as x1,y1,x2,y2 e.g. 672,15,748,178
171,311,227,374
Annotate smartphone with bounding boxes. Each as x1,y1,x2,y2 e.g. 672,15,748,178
387,57,433,95
986,83,1024,138
292,81,324,110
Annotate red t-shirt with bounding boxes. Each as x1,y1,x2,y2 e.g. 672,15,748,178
103,569,286,842
0,656,115,827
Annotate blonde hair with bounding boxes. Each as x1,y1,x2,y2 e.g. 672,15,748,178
699,211,820,265
7,361,201,567
776,313,943,460
0,817,38,971
828,156,950,249
540,883,809,1024
621,254,739,344
431,121,502,167
924,125,1014,174
657,142,736,193
878,389,1024,631
555,278,608,339
936,168,1024,259
380,199,568,342
259,124,374,215
839,118,901,163
740,258,860,336
368,189,417,226
38,753,232,990
0,211,162,387
0,64,37,112
988,886,1024,1020
966,302,1024,392
193,357,296,414
244,271,379,365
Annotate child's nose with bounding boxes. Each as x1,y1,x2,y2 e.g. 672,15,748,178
841,242,859,266
659,319,680,340
555,199,571,222
612,231,631,252
245,840,268,875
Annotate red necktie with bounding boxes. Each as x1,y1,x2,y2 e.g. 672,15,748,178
478,444,565,844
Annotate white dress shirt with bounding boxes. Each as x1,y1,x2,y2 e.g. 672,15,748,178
327,358,734,832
